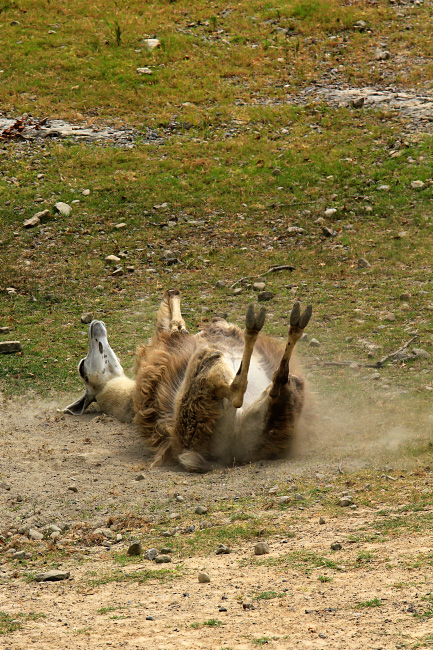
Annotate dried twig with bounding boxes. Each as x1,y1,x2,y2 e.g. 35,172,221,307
229,264,295,289
370,335,419,368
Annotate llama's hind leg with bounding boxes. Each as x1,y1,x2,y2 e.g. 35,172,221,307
228,304,266,408
156,289,188,334
269,301,312,399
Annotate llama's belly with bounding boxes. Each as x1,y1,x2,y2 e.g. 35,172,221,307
221,353,270,409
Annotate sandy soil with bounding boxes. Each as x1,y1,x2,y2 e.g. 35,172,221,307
1,395,432,649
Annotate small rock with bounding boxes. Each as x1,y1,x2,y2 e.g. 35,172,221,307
0,341,22,355
80,313,93,324
0,327,10,335
253,282,266,291
51,532,61,541
215,280,226,288
54,202,72,217
377,184,390,191
105,255,121,265
319,517,325,525
195,505,208,515
277,496,291,505
0,481,11,491
127,541,142,556
272,167,282,176
35,570,70,582
46,524,61,534
155,554,171,563
399,293,411,301
115,222,127,229
331,541,342,551
352,97,365,109
357,258,371,269
233,287,242,296
375,49,390,61
254,542,270,556
183,525,195,534
142,38,160,50
136,67,152,75
160,547,172,554
287,226,304,235
28,528,44,541
338,497,353,507
396,231,408,239
82,189,90,196
216,544,231,555
13,551,26,560
146,615,154,621
175,495,184,503
324,208,337,217
243,602,255,610
112,267,124,277
309,338,320,347
411,180,425,190
371,372,381,380
384,313,396,322
144,548,158,560
321,226,336,237
199,520,212,530
161,250,178,265
68,485,78,493
23,216,41,228
353,20,367,31
135,473,145,481
258,291,274,302
198,572,211,583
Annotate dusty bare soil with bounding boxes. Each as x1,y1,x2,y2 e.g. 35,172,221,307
1,393,432,649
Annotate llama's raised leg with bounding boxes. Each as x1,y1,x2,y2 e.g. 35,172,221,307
228,304,266,408
156,289,188,334
269,301,312,399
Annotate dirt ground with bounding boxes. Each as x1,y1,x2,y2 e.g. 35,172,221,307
1,389,432,650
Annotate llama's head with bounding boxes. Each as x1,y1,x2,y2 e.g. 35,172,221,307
64,320,126,416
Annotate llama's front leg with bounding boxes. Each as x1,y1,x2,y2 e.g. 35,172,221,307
156,289,188,334
269,301,312,399
229,304,266,408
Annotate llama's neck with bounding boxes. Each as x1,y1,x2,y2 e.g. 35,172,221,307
96,376,136,423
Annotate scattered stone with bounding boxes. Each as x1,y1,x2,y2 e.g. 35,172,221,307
331,541,342,551
412,348,430,359
0,481,11,491
105,254,121,265
272,167,282,176
319,517,325,525
243,602,255,610
82,189,90,196
375,49,390,61
0,341,22,354
195,505,208,515
68,485,78,493
233,287,243,296
371,372,381,380
353,20,367,31
399,293,411,301
35,570,70,582
216,544,231,555
215,280,226,288
175,494,184,503
80,313,93,324
142,38,160,50
219,607,228,612
396,231,408,239
13,551,26,560
324,208,337,217
357,258,371,269
127,541,142,556
277,496,291,505
23,215,41,228
287,226,304,235
199,520,212,530
28,528,44,541
136,67,152,75
161,250,178,265
198,572,211,583
294,493,305,501
160,547,172,554
384,312,396,322
253,282,266,291
352,97,365,109
254,542,270,556
411,180,425,190
309,338,321,348
115,222,127,230
51,532,60,541
135,473,145,481
0,327,10,335
46,524,61,534
321,226,336,237
144,548,158,561
338,497,353,507
54,202,72,217
155,554,171,564
183,525,195,534
377,184,390,191
258,291,274,302
146,615,154,621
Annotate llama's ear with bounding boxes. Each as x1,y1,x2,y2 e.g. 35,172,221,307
64,391,95,416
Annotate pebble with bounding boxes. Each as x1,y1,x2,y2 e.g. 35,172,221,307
277,496,291,504
254,542,270,555
136,67,152,75
175,495,184,503
127,541,142,556
195,505,208,515
46,524,61,534
28,528,44,541
68,485,78,493
146,615,154,621
411,180,425,190
135,473,145,481
155,555,171,564
233,287,242,296
384,313,396,322
357,258,371,269
199,520,212,530
215,280,226,288
324,208,337,217
377,184,390,191
54,202,72,217
80,313,93,324
161,250,178,265
319,517,325,525
257,291,274,302
354,20,367,31
0,327,10,335
198,572,211,583
112,267,124,277
309,338,321,347
216,544,231,555
35,570,70,582
105,255,121,265
144,548,158,561
94,528,114,539
0,341,22,354
375,49,390,61
352,97,365,109
412,348,430,359
13,551,26,560
82,189,90,196
331,541,342,551
338,497,353,507
160,547,172,554
115,222,127,229
142,38,160,50
399,293,411,301
0,481,11,490
321,226,336,237
253,282,266,291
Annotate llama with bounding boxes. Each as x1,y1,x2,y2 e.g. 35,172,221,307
65,289,312,472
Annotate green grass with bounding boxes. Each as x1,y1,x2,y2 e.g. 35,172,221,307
0,611,45,634
356,597,383,608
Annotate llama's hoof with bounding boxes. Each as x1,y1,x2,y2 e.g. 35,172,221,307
245,304,266,333
290,302,312,330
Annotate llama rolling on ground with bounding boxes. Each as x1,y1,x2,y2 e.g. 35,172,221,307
65,289,313,472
